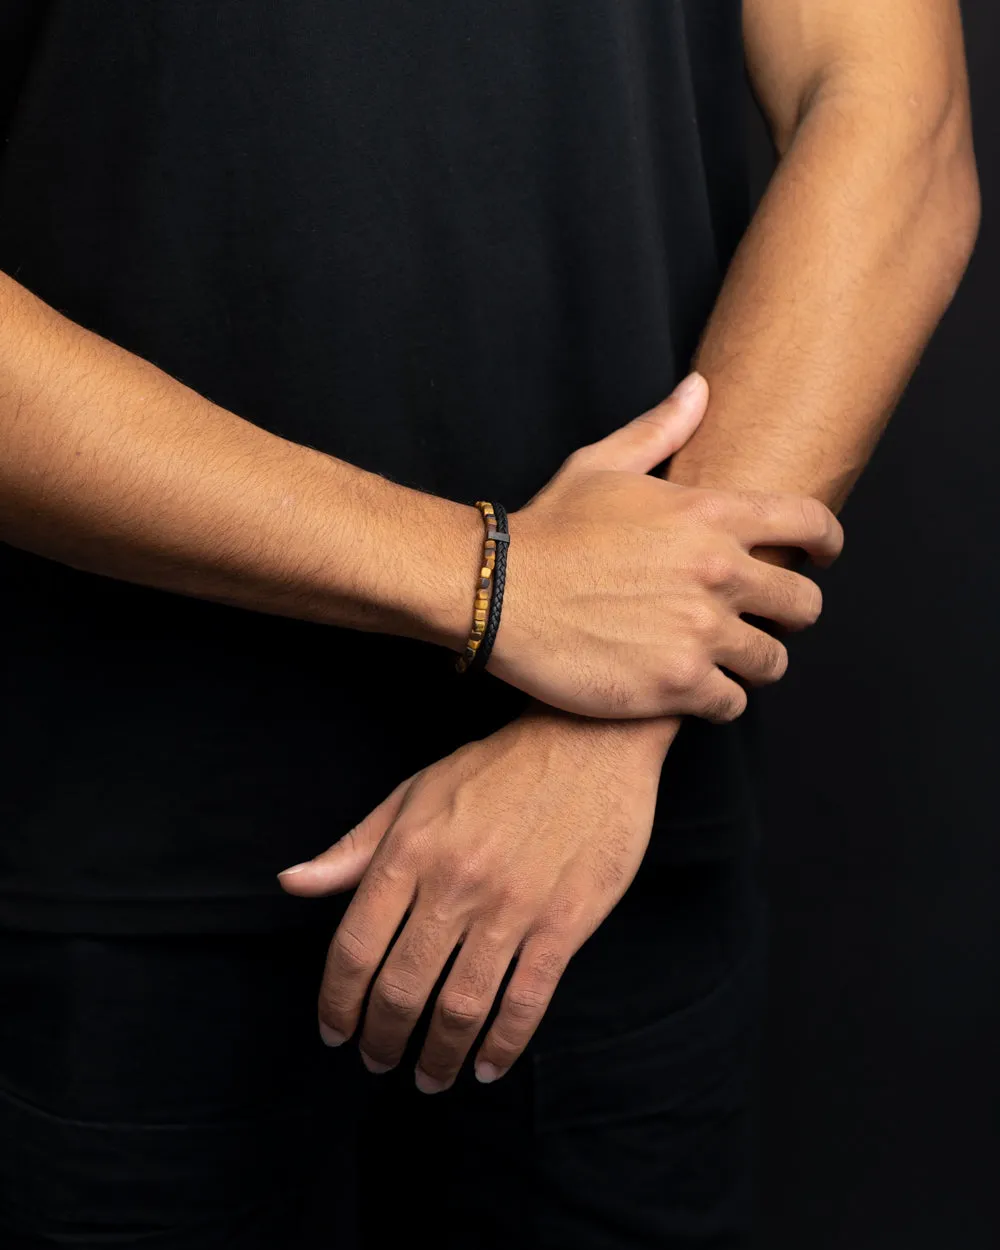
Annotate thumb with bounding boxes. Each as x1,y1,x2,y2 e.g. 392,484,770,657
277,775,413,897
581,371,708,473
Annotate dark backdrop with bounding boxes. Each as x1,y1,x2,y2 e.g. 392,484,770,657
751,3,999,1247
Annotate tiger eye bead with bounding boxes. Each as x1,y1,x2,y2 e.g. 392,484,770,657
456,500,503,674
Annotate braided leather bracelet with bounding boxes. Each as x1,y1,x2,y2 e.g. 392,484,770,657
456,501,510,674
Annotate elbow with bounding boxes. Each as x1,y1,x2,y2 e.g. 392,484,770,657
945,155,981,275
919,89,981,287
808,66,982,286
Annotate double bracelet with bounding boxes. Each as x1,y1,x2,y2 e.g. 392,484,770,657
455,500,510,675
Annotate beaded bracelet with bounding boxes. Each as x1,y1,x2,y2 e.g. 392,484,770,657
456,500,510,674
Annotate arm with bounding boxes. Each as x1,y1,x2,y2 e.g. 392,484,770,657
538,0,982,751
0,273,827,716
0,272,481,644
535,0,981,765
671,0,979,509
610,0,982,752
286,0,978,1091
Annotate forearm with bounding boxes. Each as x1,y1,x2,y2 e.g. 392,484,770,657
535,43,979,761
669,46,979,515
0,272,480,646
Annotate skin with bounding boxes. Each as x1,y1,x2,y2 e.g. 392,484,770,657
280,0,981,1092
0,0,979,1091
487,379,842,721
0,284,832,724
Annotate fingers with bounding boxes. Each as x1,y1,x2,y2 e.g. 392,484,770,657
715,620,788,688
725,491,844,566
317,854,415,1047
357,897,466,1075
412,923,521,1093
733,557,823,632
683,666,749,724
473,931,572,1084
278,776,412,896
571,372,709,474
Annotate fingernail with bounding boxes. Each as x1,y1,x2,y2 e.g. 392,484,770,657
360,1051,394,1074
319,1023,346,1047
673,371,704,400
414,1068,451,1095
278,863,309,877
475,1061,505,1085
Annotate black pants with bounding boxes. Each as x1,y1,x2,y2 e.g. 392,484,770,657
0,860,765,1249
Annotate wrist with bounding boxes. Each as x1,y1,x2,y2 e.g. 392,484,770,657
519,703,681,770
397,492,484,651
321,464,482,650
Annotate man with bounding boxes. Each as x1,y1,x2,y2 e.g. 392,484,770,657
0,1,978,1247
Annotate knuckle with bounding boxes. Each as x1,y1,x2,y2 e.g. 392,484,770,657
742,630,786,683
438,869,486,909
367,850,415,894
436,991,488,1034
458,843,505,891
330,924,373,976
477,923,515,952
386,824,430,870
486,881,526,915
666,646,709,696
686,600,720,639
700,684,748,724
537,894,588,940
562,444,595,473
422,899,462,931
504,984,552,1021
426,851,483,902
678,605,722,665
372,976,423,1020
695,548,736,590
522,942,571,988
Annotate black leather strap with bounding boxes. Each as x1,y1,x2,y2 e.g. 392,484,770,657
469,502,508,674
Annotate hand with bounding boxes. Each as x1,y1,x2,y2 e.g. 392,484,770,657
279,710,677,1092
490,372,843,721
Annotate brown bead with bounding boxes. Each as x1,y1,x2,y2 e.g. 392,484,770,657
456,501,505,673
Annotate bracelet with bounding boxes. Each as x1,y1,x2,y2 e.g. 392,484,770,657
456,501,510,675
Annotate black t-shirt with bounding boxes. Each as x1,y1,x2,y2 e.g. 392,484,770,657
0,1,758,934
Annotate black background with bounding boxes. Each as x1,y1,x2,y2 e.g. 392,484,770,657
751,3,998,1246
